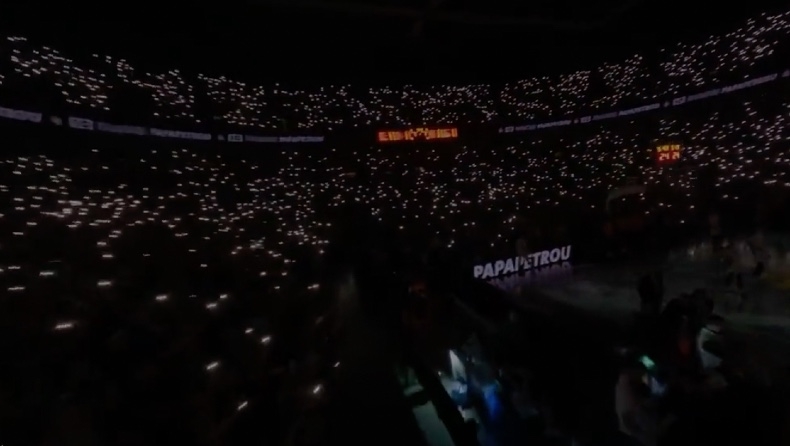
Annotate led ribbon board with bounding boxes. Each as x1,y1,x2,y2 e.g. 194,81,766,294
377,127,458,142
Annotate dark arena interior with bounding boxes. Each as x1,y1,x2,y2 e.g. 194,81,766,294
2,1,790,445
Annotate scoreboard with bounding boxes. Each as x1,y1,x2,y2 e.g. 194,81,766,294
377,127,458,142
656,143,682,165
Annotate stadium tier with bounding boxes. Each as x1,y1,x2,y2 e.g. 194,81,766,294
0,10,787,138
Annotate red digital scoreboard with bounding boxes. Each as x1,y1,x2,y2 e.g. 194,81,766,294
656,144,682,165
377,127,458,142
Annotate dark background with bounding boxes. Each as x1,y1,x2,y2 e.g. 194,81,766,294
1,0,788,84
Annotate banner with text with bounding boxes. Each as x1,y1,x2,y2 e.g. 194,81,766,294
473,245,572,279
498,70,788,135
35,115,323,144
0,106,42,123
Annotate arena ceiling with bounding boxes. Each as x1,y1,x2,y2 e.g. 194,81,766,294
1,0,787,83
258,0,637,33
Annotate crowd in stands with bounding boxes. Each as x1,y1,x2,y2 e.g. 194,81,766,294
0,7,789,446
0,128,346,445
1,77,788,444
0,11,788,130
